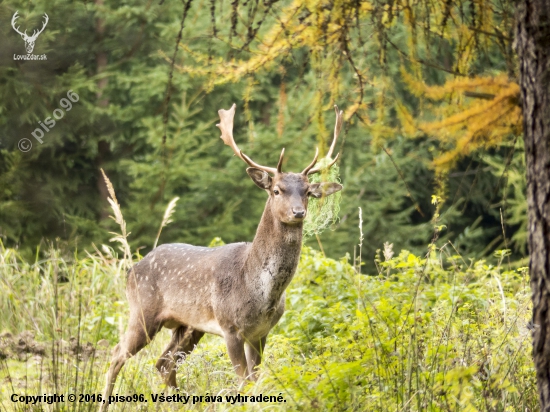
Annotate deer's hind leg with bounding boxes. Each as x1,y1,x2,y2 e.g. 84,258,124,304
101,312,161,412
156,326,204,388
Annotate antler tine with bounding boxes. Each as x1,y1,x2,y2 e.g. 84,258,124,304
301,147,319,175
306,105,343,175
30,14,48,39
36,13,49,36
216,104,278,175
11,11,26,36
276,148,285,173
327,105,343,159
240,151,277,174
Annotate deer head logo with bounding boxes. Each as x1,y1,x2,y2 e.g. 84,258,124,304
11,11,49,54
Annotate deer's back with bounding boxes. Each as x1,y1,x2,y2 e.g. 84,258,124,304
126,242,249,335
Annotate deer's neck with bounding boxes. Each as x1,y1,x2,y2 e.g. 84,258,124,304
244,199,303,306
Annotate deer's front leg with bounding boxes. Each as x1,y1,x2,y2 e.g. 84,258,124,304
224,331,248,379
245,336,267,381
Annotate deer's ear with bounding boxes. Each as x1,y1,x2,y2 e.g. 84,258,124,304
309,182,343,198
247,168,272,190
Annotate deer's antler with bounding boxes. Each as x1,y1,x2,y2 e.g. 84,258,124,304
303,105,343,175
217,104,282,175
28,13,49,40
301,147,319,175
11,12,49,39
11,11,26,37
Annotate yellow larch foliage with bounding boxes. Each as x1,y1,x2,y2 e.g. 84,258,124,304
401,70,521,171
165,0,516,169
395,101,417,136
174,0,370,91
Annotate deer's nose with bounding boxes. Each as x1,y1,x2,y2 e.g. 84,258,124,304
292,208,306,219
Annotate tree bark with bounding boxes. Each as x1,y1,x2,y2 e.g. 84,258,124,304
516,1,550,409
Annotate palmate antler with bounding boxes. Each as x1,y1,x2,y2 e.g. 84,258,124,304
217,103,342,176
217,104,284,175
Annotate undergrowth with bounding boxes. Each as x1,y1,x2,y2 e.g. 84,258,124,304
0,240,536,411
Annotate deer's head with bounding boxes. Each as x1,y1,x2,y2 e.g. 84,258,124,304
217,104,343,225
11,11,49,54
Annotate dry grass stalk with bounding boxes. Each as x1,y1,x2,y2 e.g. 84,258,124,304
100,168,132,267
153,197,180,249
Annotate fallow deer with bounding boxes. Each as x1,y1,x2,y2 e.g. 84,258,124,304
100,104,343,410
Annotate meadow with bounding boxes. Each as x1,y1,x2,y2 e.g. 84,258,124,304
0,237,536,411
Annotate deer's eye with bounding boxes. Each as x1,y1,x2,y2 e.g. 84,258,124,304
273,189,280,195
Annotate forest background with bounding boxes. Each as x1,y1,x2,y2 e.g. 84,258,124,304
0,0,525,267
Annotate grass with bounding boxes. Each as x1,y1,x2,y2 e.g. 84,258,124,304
0,240,537,411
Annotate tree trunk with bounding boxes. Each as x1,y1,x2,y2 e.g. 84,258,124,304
516,1,550,409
